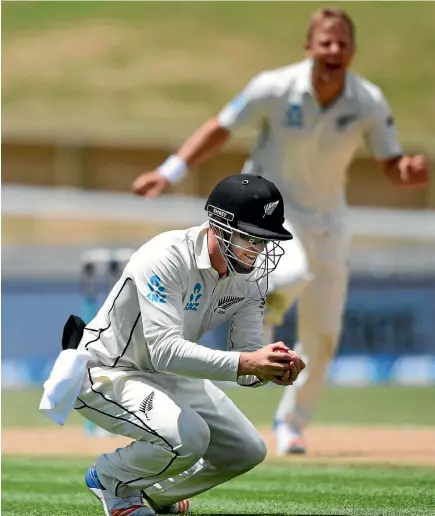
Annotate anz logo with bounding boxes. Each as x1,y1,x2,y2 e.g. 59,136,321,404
184,283,203,311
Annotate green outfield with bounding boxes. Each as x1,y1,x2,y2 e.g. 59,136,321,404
3,385,435,428
3,385,435,515
2,457,435,516
2,1,435,147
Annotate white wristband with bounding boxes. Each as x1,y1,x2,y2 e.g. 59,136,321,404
157,155,188,184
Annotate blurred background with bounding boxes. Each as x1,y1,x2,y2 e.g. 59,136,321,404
2,1,435,428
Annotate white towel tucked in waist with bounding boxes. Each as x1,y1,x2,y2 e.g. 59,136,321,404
39,349,93,425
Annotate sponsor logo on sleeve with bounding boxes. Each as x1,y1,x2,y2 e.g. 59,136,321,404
229,93,247,113
146,274,167,304
284,103,303,128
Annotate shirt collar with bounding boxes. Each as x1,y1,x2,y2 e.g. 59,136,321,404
295,58,354,99
195,222,214,270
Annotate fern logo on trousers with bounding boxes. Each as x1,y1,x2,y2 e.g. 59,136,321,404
139,391,154,420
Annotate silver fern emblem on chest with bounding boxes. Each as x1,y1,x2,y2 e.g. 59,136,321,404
263,200,279,217
139,391,155,420
215,295,245,314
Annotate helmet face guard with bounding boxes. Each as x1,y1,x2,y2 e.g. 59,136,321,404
205,174,293,294
208,214,285,282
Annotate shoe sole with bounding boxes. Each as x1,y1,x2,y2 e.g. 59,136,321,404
87,485,111,516
285,446,306,454
276,439,306,455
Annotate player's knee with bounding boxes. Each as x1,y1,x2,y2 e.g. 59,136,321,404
219,432,266,473
237,433,267,471
246,434,268,466
177,409,211,465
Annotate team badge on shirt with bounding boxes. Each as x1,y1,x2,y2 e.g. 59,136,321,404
335,113,358,131
214,295,245,315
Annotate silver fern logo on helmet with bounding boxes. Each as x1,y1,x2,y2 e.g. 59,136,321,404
263,200,279,218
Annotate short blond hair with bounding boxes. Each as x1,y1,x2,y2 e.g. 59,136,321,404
306,8,355,43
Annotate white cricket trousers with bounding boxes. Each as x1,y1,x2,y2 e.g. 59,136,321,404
268,214,350,430
75,366,266,505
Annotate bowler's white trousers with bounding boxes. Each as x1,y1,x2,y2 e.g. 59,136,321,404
75,366,266,505
267,208,350,430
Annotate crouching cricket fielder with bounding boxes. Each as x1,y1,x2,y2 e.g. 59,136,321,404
40,174,305,516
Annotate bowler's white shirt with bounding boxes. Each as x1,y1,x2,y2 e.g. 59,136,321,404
78,223,266,385
218,59,402,224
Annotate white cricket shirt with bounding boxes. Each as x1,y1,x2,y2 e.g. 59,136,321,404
218,59,402,223
78,223,267,385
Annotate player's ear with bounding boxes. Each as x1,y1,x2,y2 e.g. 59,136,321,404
304,41,312,57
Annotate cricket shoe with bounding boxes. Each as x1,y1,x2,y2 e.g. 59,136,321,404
163,499,191,514
146,498,191,514
86,465,156,516
274,421,306,455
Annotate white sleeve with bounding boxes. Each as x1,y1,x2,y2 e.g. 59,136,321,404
218,72,276,130
130,250,240,382
228,296,267,388
364,90,403,160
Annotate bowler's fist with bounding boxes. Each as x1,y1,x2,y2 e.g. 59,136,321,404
398,155,429,188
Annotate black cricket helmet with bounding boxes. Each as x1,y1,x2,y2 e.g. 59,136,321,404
205,174,292,280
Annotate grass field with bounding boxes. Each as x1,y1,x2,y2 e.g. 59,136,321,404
2,1,435,147
2,386,435,515
3,385,435,428
2,457,435,516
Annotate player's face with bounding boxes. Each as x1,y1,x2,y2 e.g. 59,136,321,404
230,233,268,271
306,19,355,83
